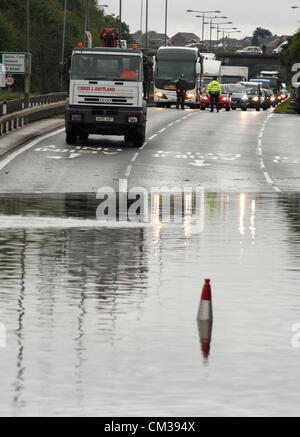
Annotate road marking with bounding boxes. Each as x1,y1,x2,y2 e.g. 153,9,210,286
139,141,148,150
0,128,65,171
131,152,139,162
256,113,281,192
148,134,157,141
125,165,132,177
159,128,166,133
190,159,211,167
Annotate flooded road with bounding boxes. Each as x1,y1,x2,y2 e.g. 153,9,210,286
0,193,300,416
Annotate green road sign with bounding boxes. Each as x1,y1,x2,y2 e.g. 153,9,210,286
0,52,26,74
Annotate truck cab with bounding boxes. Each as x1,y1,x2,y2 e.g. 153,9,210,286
65,47,147,147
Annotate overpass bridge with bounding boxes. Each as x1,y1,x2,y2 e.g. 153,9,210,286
216,53,281,66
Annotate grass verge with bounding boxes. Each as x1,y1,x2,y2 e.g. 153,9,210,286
274,98,297,114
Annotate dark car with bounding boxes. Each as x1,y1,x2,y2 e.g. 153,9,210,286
239,82,266,111
226,83,249,111
264,88,276,108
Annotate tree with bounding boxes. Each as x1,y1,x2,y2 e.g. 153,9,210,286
252,27,272,45
0,0,133,93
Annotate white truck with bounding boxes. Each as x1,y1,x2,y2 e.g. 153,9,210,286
220,66,248,84
65,46,147,147
202,59,222,89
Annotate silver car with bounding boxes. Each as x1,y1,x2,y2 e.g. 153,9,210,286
236,46,263,55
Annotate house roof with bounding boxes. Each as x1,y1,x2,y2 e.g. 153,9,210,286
171,32,200,41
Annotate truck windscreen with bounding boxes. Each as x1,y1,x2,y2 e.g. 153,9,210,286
155,60,196,89
71,54,142,82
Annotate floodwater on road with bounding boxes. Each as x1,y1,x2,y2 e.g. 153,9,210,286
0,192,300,417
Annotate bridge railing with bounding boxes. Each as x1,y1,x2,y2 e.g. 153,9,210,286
0,92,67,117
0,96,66,137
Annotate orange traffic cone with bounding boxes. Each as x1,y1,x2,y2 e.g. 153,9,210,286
197,279,213,322
197,279,213,359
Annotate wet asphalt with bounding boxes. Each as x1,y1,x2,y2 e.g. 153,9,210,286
0,107,299,193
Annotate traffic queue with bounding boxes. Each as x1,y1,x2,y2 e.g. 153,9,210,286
153,48,287,112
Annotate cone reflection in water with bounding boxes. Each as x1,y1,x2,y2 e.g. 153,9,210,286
197,279,213,359
197,320,213,359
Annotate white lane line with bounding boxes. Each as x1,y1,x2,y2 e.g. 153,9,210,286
159,128,166,133
139,141,148,150
131,152,139,162
148,134,157,141
125,165,132,177
256,113,281,192
0,128,65,171
167,122,174,127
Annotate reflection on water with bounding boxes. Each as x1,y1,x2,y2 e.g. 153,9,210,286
0,193,300,416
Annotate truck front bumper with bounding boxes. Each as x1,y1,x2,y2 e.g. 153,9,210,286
65,103,147,135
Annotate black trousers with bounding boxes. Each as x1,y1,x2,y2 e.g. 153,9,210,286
176,91,186,109
210,93,220,111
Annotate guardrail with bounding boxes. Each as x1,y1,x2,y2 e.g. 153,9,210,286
0,92,67,117
0,100,66,137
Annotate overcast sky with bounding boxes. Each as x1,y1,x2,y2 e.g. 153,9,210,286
99,0,300,39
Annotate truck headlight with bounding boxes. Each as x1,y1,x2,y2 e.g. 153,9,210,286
242,95,248,101
71,114,82,121
128,116,138,123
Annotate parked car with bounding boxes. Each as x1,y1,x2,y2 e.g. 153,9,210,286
239,82,266,111
200,85,231,111
272,41,288,55
236,46,263,56
226,83,249,111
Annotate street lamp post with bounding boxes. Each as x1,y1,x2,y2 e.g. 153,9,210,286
24,0,30,108
223,30,241,49
187,9,221,43
164,0,168,46
207,16,228,51
60,0,68,90
212,23,234,51
218,27,238,51
119,0,122,47
145,0,149,51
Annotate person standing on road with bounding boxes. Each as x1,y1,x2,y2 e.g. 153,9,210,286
175,74,189,110
206,76,222,112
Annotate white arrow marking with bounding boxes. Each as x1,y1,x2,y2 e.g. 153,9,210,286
189,160,211,167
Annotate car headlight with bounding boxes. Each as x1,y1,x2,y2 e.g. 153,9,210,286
271,97,275,101
128,116,138,123
155,92,166,99
186,93,195,99
253,96,259,102
242,95,248,101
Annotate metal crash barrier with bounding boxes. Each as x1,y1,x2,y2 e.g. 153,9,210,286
0,92,67,136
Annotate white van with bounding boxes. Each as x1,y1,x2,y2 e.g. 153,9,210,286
272,41,288,55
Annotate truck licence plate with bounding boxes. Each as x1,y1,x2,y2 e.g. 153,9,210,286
96,117,114,122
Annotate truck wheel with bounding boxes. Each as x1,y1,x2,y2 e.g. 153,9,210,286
242,107,247,111
256,107,261,112
66,130,77,144
132,126,146,148
226,106,230,111
232,107,236,110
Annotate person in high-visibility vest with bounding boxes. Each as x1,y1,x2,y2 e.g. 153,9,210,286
206,76,222,112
